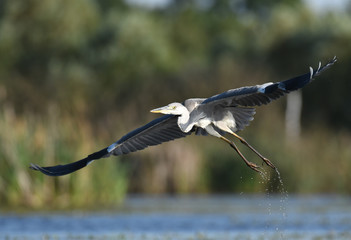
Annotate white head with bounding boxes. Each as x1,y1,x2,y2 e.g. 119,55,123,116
150,102,187,116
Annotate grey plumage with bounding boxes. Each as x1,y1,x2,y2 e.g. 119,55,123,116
30,57,337,176
108,115,191,155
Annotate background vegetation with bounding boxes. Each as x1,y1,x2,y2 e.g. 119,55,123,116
0,0,350,209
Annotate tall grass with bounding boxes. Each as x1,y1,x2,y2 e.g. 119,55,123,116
239,109,351,194
0,104,128,209
1,102,350,210
199,106,351,195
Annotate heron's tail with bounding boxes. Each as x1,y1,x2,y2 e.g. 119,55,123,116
29,148,109,176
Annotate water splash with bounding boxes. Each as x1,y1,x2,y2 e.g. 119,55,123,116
274,167,289,240
275,168,289,213
258,166,269,181
259,166,289,240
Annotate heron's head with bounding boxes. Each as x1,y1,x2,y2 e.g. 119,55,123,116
150,102,186,115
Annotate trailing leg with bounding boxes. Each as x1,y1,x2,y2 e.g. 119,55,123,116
219,136,262,173
230,132,276,169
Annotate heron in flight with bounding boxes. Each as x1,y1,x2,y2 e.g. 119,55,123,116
30,57,336,176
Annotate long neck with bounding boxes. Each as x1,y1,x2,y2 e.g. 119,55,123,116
177,108,193,133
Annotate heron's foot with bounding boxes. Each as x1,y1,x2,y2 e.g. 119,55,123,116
262,157,276,169
246,161,262,173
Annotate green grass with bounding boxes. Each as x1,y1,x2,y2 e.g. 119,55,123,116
0,105,128,209
0,103,350,209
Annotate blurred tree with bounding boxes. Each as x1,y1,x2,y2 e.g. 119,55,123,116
96,0,128,12
244,0,301,12
0,0,100,112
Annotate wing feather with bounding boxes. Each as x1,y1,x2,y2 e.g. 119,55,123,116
30,57,336,177
108,115,192,156
30,115,192,176
202,57,336,107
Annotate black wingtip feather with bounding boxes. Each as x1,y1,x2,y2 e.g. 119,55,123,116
279,56,337,92
313,56,337,77
30,148,109,176
29,158,90,176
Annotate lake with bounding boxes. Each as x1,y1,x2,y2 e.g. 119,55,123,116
1,194,350,239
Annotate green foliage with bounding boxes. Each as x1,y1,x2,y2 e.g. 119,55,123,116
0,105,127,209
201,141,259,192
0,0,351,209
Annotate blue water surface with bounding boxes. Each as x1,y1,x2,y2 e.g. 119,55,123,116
1,195,351,239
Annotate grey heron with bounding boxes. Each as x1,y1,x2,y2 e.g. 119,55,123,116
30,57,337,176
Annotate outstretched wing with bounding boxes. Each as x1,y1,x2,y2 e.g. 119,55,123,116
202,57,337,107
30,115,192,176
107,115,192,155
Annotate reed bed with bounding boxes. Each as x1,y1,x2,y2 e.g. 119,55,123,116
0,102,350,210
0,104,127,209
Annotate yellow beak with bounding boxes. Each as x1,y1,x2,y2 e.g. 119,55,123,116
150,106,169,114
